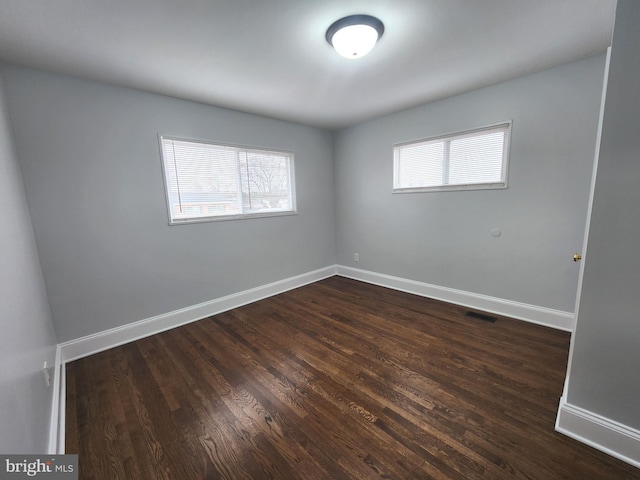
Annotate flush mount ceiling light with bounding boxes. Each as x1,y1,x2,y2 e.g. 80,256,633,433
326,14,384,59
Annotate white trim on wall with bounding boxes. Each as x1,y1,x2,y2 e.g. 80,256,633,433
59,266,337,363
336,265,574,331
47,345,64,454
50,264,578,456
556,397,640,469
559,47,613,404
50,266,338,453
58,263,573,363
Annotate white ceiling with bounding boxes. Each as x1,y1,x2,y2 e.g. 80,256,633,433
0,0,617,129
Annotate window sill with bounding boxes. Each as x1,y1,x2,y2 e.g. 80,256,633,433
168,210,299,225
392,183,507,194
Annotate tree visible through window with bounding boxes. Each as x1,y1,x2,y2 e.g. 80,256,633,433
160,137,296,224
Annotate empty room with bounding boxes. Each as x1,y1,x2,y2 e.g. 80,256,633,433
1,0,639,478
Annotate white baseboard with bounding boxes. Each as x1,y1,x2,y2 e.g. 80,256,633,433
59,266,337,363
48,345,65,454
51,263,574,456
56,265,573,363
51,264,640,470
51,266,335,451
556,397,640,469
336,265,574,331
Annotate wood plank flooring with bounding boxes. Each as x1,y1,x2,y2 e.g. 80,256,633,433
66,276,640,479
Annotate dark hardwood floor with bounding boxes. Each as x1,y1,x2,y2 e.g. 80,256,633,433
66,276,640,479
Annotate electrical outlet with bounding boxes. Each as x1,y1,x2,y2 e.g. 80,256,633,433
43,361,51,387
354,253,359,262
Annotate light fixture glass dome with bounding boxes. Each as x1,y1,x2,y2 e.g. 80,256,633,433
326,15,384,60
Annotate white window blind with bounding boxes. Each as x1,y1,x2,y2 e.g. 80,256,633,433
393,123,511,193
160,136,296,224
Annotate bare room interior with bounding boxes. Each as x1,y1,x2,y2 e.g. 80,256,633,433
1,0,639,478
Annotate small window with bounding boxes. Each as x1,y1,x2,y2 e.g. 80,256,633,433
160,136,296,224
393,122,511,193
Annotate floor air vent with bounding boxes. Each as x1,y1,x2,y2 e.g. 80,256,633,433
465,311,497,323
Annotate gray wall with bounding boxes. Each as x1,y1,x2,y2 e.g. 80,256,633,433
565,0,640,429
334,55,606,313
1,66,336,343
0,75,58,453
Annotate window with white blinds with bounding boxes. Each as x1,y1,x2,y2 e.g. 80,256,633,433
159,136,296,224
393,122,511,193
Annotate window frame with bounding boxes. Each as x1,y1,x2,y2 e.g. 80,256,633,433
392,121,512,193
159,135,297,225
